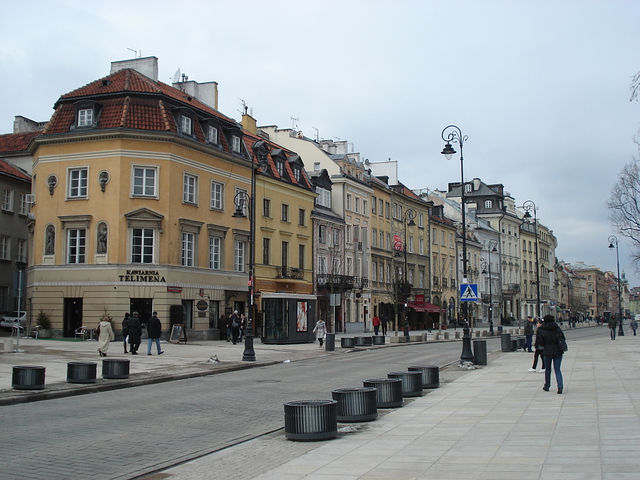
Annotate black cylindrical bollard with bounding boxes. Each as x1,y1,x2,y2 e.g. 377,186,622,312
363,378,403,408
372,335,385,345
341,337,355,348
408,365,439,389
387,371,423,397
325,333,335,352
102,358,130,379
67,362,97,384
331,387,377,422
355,336,372,347
284,400,337,441
12,366,45,390
473,340,487,365
500,333,512,352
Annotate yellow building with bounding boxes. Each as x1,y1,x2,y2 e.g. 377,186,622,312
27,57,316,341
369,176,394,323
429,205,458,327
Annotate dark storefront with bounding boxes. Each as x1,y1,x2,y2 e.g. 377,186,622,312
261,294,317,344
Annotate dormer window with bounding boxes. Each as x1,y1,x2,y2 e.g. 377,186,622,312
231,135,242,153
464,183,472,193
207,126,218,145
180,115,192,135
78,108,94,127
276,161,284,177
293,167,300,182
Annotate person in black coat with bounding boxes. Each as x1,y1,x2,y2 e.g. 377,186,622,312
128,311,142,355
536,314,565,394
122,313,130,354
146,311,164,355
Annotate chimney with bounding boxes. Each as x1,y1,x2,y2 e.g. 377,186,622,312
111,56,159,81
241,112,257,135
172,80,219,110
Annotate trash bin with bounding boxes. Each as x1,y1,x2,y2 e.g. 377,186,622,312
363,378,403,408
372,335,386,345
355,336,372,347
408,365,440,389
67,362,97,384
473,340,487,365
500,333,512,352
387,371,423,397
102,359,130,379
284,400,337,441
341,337,355,348
325,333,335,352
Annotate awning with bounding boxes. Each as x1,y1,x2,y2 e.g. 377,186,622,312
408,302,443,313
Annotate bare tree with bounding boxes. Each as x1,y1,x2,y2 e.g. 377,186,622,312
608,141,640,263
631,70,640,102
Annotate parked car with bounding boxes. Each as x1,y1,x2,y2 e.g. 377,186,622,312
0,311,27,329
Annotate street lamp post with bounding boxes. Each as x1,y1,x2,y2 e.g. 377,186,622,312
441,125,473,364
233,140,270,361
608,235,624,336
522,200,541,320
481,240,498,335
402,208,416,341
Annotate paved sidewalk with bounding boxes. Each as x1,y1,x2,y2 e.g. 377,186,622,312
155,332,640,480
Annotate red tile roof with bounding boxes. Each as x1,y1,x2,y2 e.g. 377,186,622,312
0,158,30,182
0,131,41,154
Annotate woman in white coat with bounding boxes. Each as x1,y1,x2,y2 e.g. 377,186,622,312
97,316,115,357
313,318,327,347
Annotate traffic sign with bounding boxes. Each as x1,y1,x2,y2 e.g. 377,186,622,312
460,283,478,302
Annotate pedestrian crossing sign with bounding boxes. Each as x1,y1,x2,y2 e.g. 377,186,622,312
460,283,478,302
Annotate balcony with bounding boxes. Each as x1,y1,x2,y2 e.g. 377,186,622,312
317,274,355,291
277,266,304,280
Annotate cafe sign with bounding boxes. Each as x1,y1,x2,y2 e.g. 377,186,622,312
118,270,166,282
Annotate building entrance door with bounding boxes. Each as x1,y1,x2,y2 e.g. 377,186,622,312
63,298,83,337
130,298,153,325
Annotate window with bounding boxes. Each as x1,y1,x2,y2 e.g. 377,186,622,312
298,208,305,226
132,228,154,264
385,202,390,219
484,199,493,208
210,181,223,210
209,236,221,270
293,167,300,182
372,262,377,281
319,256,327,274
333,229,340,246
1,189,13,211
78,108,93,127
181,232,195,266
133,167,157,197
234,240,246,272
67,228,86,264
281,241,288,267
0,236,9,260
314,162,320,171
281,204,289,222
346,194,352,211
319,225,327,244
263,238,270,265
380,232,384,248
419,237,424,255
180,115,192,134
409,236,414,253
464,183,472,193
231,135,242,153
263,198,271,217
207,126,218,144
183,173,198,204
68,168,88,198
372,228,377,248
17,239,26,263
235,188,248,216
316,187,331,207
346,226,352,244
19,194,28,215
372,197,377,214
299,244,305,269
418,212,424,228
276,161,284,177
363,200,368,215
355,197,360,213
379,199,384,216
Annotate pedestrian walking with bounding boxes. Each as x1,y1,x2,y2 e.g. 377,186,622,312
239,313,246,341
97,315,115,357
122,312,130,354
313,318,327,347
608,315,618,340
128,311,142,355
537,314,565,394
146,311,164,355
630,317,638,336
529,318,545,372
230,311,240,344
381,314,388,336
372,315,381,335
524,317,534,352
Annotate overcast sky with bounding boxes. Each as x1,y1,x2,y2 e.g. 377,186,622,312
2,0,639,285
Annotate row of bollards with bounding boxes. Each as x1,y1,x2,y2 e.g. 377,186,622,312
340,336,385,349
11,359,130,390
284,365,439,441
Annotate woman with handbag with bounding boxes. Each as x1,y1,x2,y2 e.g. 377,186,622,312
536,314,566,394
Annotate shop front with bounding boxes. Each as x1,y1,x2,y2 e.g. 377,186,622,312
261,293,317,344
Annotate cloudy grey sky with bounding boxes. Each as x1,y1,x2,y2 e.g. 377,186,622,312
2,1,639,284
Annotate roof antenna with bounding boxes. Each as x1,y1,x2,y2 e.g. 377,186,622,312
238,98,249,116
290,116,299,131
126,48,140,58
312,126,319,142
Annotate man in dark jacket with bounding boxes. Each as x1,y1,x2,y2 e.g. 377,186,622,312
128,311,142,355
537,314,565,394
523,317,534,352
122,313,130,354
147,311,164,355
